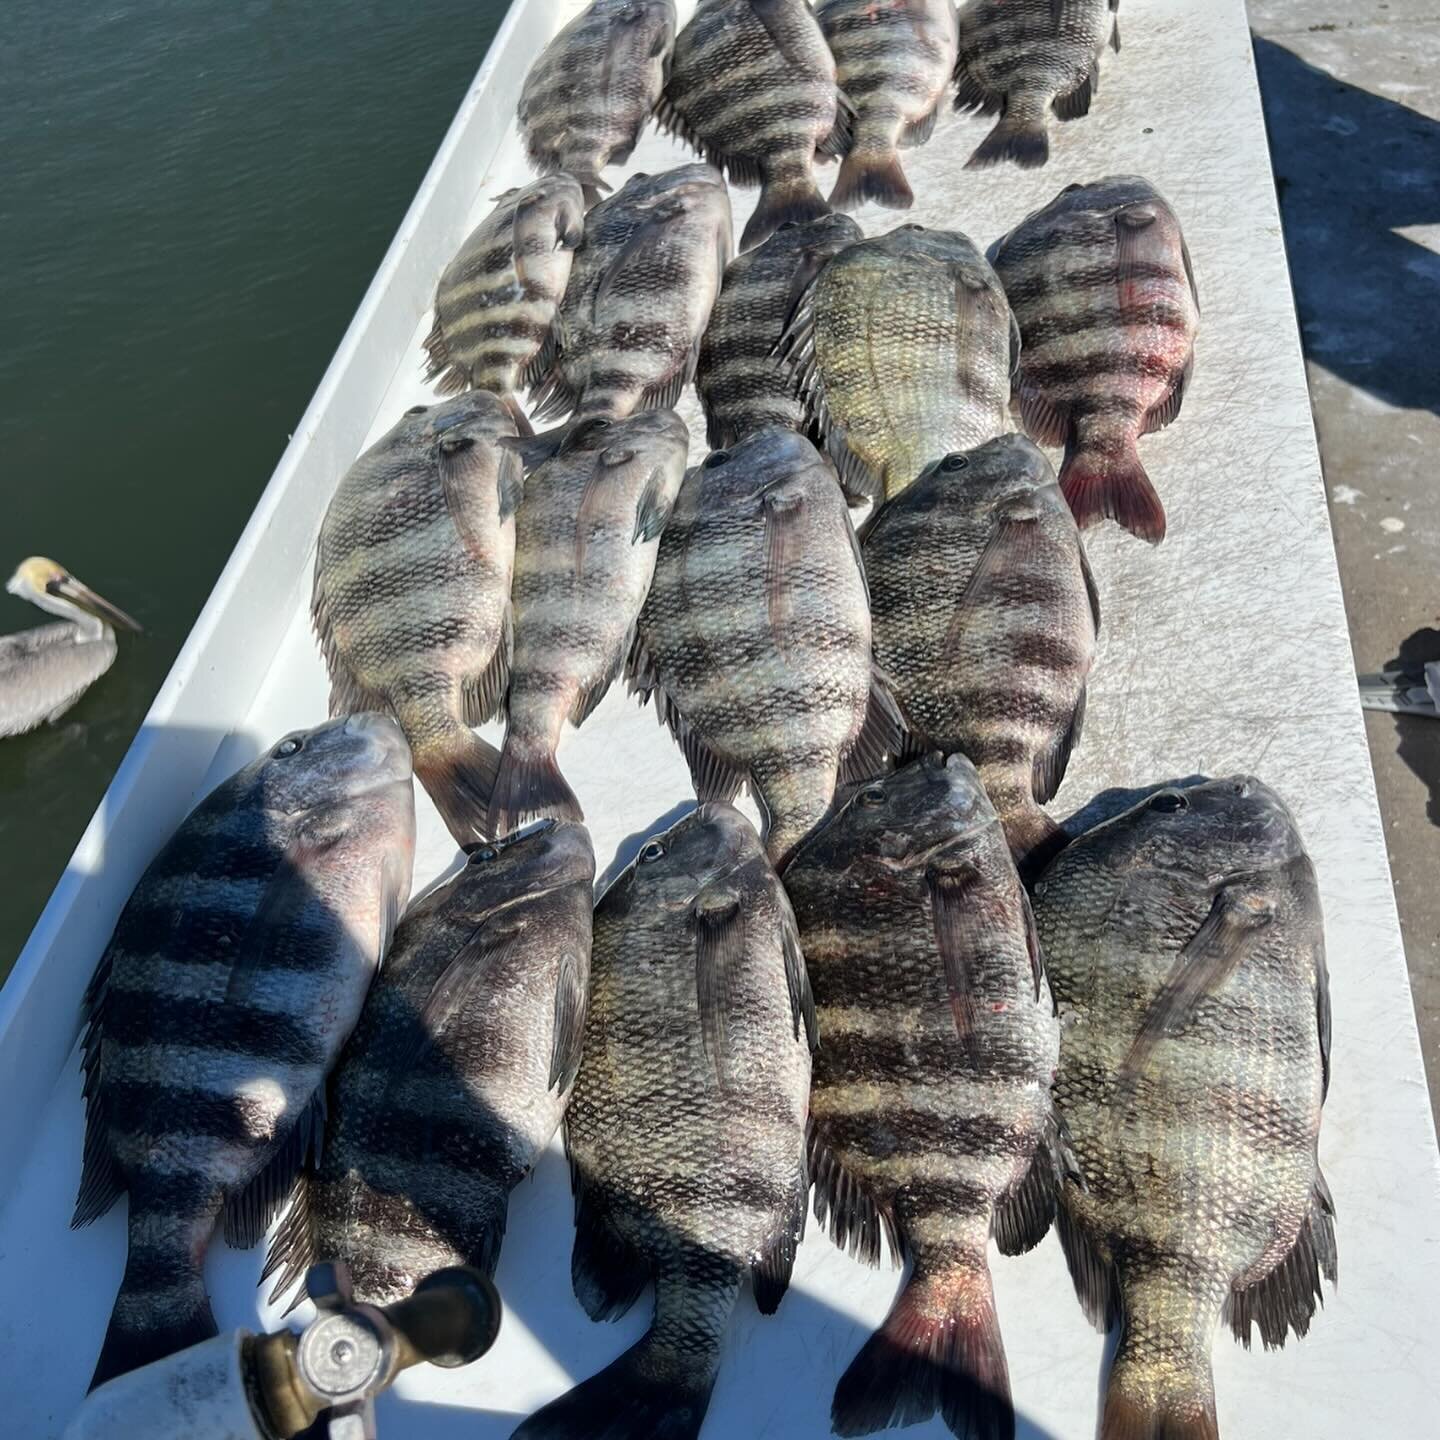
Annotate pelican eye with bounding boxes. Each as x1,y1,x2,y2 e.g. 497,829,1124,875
275,737,303,758
639,839,666,863
1149,790,1188,814
941,454,968,472
857,785,886,808
469,845,500,864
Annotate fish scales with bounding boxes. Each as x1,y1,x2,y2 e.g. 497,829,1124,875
73,715,415,1390
518,0,677,203
512,805,813,1440
532,165,732,425
1033,777,1334,1440
954,0,1116,169
864,434,1098,874
632,427,881,868
264,819,595,1306
489,411,690,832
818,0,958,211
786,755,1062,1439
659,0,845,249
313,391,523,844
991,174,1200,544
423,177,584,424
779,225,1016,504
696,213,862,449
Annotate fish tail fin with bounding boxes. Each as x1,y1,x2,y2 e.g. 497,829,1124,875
1100,1348,1218,1440
1060,439,1166,544
741,175,829,250
831,1263,1013,1439
829,146,913,212
1005,804,1068,882
510,1327,717,1440
415,729,503,845
91,1212,217,1391
966,114,1050,170
568,170,611,210
487,732,584,836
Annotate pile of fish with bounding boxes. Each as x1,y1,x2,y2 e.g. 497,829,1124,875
68,4,1335,1440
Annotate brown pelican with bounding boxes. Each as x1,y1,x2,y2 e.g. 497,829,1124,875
1,557,141,738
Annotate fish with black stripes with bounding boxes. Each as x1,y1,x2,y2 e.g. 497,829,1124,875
518,0,677,205
696,212,862,450
72,714,416,1390
263,818,594,1307
658,0,851,250
785,753,1063,1440
777,224,1017,505
1033,777,1334,1440
422,176,585,431
488,411,690,833
630,427,902,868
312,391,523,844
990,174,1199,544
953,0,1119,169
512,803,814,1440
817,0,958,211
528,165,732,433
863,434,1099,874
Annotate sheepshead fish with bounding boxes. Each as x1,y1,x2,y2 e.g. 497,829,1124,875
263,818,594,1306
779,224,1018,504
696,212,862,449
818,0,958,211
313,391,523,844
518,0,677,204
1033,777,1334,1440
954,0,1118,169
73,715,415,1389
512,804,813,1440
488,411,690,834
530,165,732,427
991,175,1199,544
864,434,1099,874
631,427,898,868
659,0,850,250
422,176,585,427
787,753,1062,1440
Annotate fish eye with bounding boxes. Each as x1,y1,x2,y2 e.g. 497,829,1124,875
703,450,730,469
274,737,303,758
639,839,666,863
405,405,428,416
857,785,886,808
1149,790,1189,814
900,223,925,232
469,845,500,864
941,454,968,472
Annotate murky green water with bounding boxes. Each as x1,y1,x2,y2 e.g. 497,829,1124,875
0,0,506,977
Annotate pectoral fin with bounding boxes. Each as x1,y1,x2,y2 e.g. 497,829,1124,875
694,884,745,1087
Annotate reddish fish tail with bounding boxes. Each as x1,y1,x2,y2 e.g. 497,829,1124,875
415,730,502,845
830,147,914,212
967,115,1049,170
831,1265,1013,1439
741,176,829,250
1100,1346,1218,1440
487,732,584,836
1060,440,1167,544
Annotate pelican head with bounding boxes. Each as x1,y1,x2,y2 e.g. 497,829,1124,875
7,557,142,636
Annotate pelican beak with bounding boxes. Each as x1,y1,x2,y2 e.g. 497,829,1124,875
50,573,143,633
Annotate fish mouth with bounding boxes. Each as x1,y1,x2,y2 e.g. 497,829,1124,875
342,711,413,779
464,816,559,856
870,818,994,873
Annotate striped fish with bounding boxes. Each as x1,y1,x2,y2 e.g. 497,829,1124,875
630,427,899,868
1033,777,1334,1440
864,434,1099,874
518,0,677,205
488,410,690,833
658,0,851,250
313,391,524,844
263,818,594,1307
954,0,1118,169
530,165,732,428
991,174,1200,544
786,753,1062,1440
778,224,1018,504
696,212,862,449
818,0,958,211
72,714,416,1390
422,176,585,430
513,803,814,1440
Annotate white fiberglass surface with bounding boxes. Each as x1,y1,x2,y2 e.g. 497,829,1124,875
1,0,1437,1436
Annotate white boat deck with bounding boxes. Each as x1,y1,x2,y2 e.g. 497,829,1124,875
1,0,1437,1435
